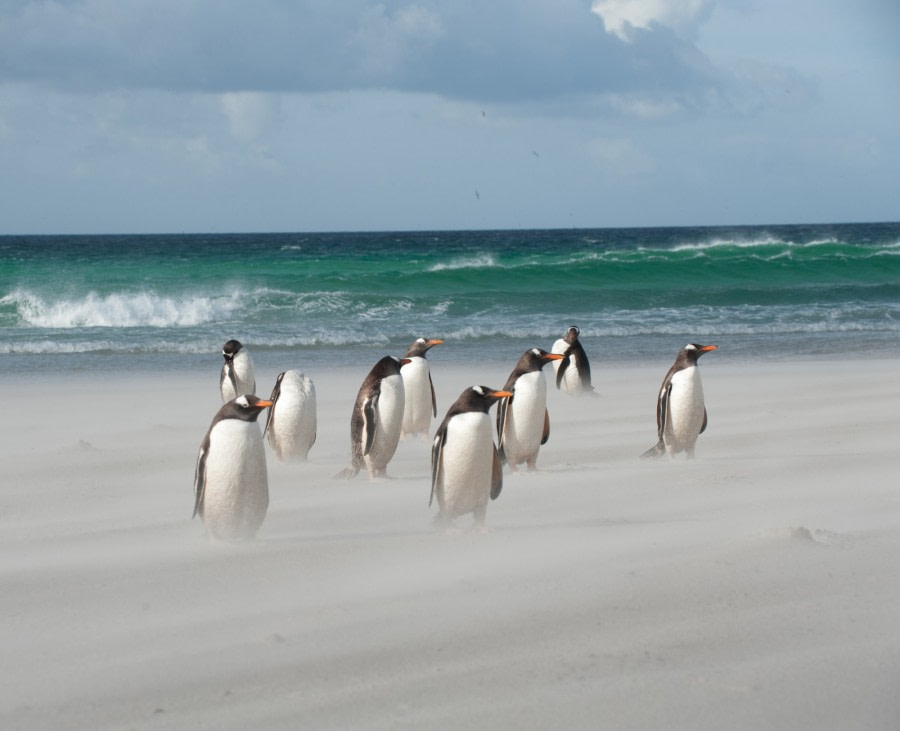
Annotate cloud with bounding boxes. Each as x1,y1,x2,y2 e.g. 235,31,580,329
0,0,725,104
591,0,716,42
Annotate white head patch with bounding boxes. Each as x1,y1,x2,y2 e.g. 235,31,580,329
235,395,250,408
685,343,697,351
531,348,541,356
417,337,426,344
473,386,485,396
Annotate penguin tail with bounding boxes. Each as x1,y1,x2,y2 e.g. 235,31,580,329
640,441,666,459
334,465,361,479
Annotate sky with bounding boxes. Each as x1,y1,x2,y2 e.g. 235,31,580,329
0,0,898,234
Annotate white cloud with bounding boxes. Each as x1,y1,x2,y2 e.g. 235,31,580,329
592,0,716,41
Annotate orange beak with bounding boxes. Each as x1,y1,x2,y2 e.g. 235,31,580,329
493,390,514,398
700,345,718,352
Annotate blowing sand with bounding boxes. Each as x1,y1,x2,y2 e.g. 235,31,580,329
2,356,899,730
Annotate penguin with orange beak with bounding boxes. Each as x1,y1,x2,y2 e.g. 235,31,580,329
641,343,718,459
430,386,512,531
193,394,273,541
496,348,565,471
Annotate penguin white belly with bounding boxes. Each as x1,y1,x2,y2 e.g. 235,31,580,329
365,374,405,473
503,371,546,464
401,357,432,435
202,420,269,541
666,367,705,451
438,413,494,517
269,374,317,461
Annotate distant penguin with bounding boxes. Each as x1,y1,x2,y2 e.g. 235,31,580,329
264,370,317,462
193,394,272,541
219,339,256,402
430,386,512,531
496,348,565,471
336,355,410,479
400,337,443,438
551,326,597,396
641,343,718,459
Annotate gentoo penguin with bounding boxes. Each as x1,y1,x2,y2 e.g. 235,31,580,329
551,326,597,396
193,394,273,541
430,386,512,531
400,337,444,438
641,343,718,459
263,370,317,462
336,355,411,479
496,348,565,471
219,339,256,402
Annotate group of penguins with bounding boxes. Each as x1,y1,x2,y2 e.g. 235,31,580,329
192,328,717,541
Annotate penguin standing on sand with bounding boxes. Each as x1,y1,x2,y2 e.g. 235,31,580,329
551,326,597,396
400,337,443,438
430,386,512,531
264,370,317,462
496,348,565,471
336,355,410,479
193,394,272,541
641,343,718,459
219,339,256,402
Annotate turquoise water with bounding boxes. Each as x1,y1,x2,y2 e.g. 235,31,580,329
2,223,898,372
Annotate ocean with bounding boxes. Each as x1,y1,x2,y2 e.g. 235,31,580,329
2,222,899,375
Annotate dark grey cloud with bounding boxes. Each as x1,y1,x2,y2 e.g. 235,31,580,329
0,0,724,102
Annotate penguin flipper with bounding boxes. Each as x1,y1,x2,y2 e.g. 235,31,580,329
495,394,511,464
192,440,209,519
429,372,438,418
490,445,503,500
362,393,379,456
555,354,570,390
263,380,280,438
541,408,551,445
429,427,447,507
656,383,671,443
699,407,708,434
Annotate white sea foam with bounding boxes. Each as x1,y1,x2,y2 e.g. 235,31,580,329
6,289,246,328
428,254,498,272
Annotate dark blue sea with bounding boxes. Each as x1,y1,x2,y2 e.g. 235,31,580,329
2,222,898,374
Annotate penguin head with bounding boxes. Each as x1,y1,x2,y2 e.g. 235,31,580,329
462,386,514,412
523,348,565,370
222,394,273,422
222,339,243,361
682,343,718,364
404,337,444,358
372,355,412,378
564,326,580,344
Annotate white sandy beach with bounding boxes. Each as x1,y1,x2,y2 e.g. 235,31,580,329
2,356,899,730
